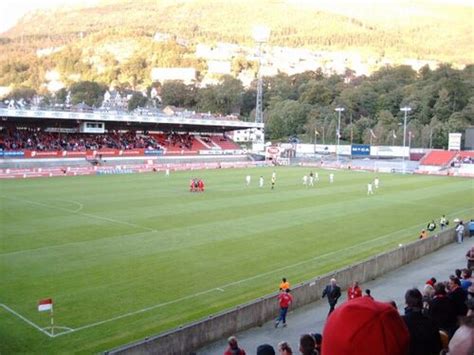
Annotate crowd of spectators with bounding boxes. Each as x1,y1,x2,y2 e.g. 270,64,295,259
0,128,163,151
224,246,474,355
451,155,474,167
164,132,195,150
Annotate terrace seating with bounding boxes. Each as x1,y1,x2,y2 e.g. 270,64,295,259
1,128,242,156
419,150,457,166
211,136,241,150
0,128,162,151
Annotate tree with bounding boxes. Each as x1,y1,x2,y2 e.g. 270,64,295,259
433,88,452,122
298,80,332,106
196,75,244,115
69,81,107,107
265,100,311,140
6,87,37,102
214,75,244,114
127,92,148,111
161,81,195,107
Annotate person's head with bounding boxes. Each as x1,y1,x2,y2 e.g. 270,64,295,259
352,281,359,287
426,277,437,286
277,341,293,355
405,288,423,309
455,269,462,278
311,333,322,349
434,282,447,296
388,300,397,309
282,277,287,283
365,289,371,296
322,297,409,355
449,275,461,289
462,268,472,279
227,336,239,350
299,334,316,355
286,288,291,293
330,278,337,286
257,344,276,355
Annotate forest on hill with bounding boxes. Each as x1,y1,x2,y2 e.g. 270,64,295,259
5,64,473,149
0,0,472,92
0,0,472,148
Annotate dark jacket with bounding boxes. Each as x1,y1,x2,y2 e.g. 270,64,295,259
448,286,468,317
427,294,457,333
403,308,442,355
322,284,341,305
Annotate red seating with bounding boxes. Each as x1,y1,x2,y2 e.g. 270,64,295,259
210,136,241,150
458,151,474,159
420,150,457,166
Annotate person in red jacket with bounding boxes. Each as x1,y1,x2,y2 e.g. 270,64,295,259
347,281,362,300
198,179,204,192
275,288,293,328
224,336,246,355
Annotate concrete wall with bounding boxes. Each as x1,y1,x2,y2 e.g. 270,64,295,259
107,229,457,355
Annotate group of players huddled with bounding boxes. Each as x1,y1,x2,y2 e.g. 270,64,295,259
189,178,205,192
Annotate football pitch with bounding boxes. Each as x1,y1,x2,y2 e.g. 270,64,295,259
1,166,473,353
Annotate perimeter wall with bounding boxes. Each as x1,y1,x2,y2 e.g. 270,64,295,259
107,228,458,355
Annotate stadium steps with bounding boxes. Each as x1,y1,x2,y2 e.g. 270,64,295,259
419,150,458,166
210,136,241,150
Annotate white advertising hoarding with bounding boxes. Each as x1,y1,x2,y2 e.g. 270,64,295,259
448,133,462,151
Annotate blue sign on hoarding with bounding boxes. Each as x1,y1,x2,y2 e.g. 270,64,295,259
144,149,163,156
1,151,25,158
351,144,370,156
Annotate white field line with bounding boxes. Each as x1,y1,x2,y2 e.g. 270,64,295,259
54,199,84,213
5,206,473,338
0,196,155,232
0,303,53,338
50,206,474,338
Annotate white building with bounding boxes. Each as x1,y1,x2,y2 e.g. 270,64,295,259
232,128,264,142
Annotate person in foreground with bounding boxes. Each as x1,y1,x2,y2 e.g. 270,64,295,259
322,296,410,355
448,297,474,355
223,336,246,355
402,288,442,355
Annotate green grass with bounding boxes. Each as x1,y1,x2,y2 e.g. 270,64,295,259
0,167,472,354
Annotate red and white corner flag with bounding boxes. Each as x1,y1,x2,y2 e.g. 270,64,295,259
38,298,53,312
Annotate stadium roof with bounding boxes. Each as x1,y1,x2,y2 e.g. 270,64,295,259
0,108,263,133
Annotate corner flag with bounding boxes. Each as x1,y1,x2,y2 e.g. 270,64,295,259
38,298,53,312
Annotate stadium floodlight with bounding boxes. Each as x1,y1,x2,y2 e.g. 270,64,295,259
335,107,344,163
400,106,412,174
253,25,270,130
